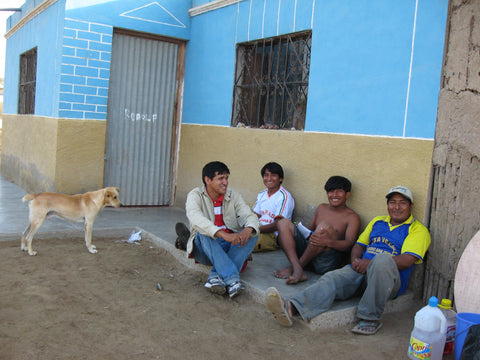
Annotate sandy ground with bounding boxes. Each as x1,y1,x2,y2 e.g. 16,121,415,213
0,236,449,360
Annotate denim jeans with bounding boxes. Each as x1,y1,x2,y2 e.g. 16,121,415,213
289,253,401,321
192,232,258,286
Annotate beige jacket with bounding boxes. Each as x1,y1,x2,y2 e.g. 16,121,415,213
185,186,260,256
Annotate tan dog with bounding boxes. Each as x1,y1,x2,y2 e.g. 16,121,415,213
21,187,121,255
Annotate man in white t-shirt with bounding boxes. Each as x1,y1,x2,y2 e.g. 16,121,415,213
253,162,295,252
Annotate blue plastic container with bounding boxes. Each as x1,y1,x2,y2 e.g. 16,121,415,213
455,312,480,360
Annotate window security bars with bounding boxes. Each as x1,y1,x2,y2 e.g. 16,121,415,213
232,31,311,130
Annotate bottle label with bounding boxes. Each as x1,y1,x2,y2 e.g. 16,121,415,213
409,335,432,359
444,324,456,355
445,324,456,341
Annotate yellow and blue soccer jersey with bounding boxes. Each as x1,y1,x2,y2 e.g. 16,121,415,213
356,215,431,295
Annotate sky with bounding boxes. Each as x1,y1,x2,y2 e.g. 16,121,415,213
0,0,25,79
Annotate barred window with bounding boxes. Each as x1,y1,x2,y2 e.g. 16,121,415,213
231,31,311,130
18,47,37,115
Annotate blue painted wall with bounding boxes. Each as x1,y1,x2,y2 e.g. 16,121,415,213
63,0,190,40
306,0,447,138
58,18,113,120
4,0,191,119
182,0,448,139
4,0,448,138
4,0,65,117
182,5,238,126
192,0,215,7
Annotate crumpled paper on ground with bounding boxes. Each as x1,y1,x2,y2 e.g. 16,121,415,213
118,230,142,244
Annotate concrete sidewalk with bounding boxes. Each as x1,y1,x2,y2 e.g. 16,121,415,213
0,175,414,329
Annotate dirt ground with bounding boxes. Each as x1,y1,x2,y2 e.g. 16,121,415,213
0,236,435,360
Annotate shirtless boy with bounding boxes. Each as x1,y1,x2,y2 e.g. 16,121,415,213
274,176,361,284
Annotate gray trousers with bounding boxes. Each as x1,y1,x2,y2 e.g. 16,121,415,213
288,253,401,322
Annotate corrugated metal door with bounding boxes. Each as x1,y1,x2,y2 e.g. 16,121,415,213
105,31,179,206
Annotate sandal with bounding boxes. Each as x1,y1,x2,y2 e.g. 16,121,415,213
351,320,383,335
265,287,293,327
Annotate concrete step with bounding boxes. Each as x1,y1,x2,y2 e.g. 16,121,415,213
307,290,414,330
144,228,416,330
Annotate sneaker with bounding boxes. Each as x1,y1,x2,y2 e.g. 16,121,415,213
174,222,190,251
227,281,244,299
205,276,226,295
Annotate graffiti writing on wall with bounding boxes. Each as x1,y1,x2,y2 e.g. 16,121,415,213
125,109,158,122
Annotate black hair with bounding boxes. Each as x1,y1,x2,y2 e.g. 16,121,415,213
202,161,230,185
324,176,352,193
261,162,284,180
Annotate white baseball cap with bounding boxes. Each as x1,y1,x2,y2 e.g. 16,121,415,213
386,186,413,203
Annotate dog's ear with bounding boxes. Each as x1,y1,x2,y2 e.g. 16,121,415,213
115,187,120,193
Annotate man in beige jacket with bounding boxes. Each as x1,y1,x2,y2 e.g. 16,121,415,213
177,161,260,299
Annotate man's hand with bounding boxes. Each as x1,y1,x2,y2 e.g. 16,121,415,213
351,257,370,274
309,222,335,249
216,227,253,246
309,231,330,249
350,243,366,273
218,232,241,245
238,227,253,246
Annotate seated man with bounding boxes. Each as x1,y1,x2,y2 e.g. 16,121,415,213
179,161,260,299
266,186,431,335
252,162,295,252
274,176,361,284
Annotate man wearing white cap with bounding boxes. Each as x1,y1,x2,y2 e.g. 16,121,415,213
265,185,431,335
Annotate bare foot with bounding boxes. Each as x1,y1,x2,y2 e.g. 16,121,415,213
286,270,308,284
274,266,293,279
286,300,297,317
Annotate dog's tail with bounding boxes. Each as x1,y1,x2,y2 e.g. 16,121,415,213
22,194,36,202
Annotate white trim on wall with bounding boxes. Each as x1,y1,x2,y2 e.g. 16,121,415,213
403,0,418,138
189,0,243,17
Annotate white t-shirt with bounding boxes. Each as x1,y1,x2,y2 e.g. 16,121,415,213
253,186,295,235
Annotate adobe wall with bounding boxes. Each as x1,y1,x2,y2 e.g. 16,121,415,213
426,0,480,299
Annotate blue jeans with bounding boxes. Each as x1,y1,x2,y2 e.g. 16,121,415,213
289,253,401,321
192,233,258,286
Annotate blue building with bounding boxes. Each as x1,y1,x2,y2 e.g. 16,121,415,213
1,0,448,224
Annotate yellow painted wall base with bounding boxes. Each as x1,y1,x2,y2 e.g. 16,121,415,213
176,124,434,228
0,118,433,231
1,115,106,194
